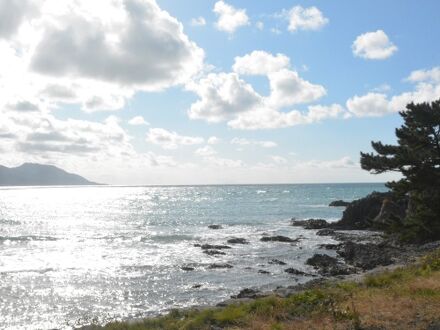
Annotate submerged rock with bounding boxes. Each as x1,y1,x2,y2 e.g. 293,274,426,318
291,219,330,229
318,243,341,250
260,235,298,243
227,237,249,244
208,263,233,269
284,268,308,275
268,259,287,265
200,244,231,250
181,266,195,271
208,225,223,229
231,288,260,299
203,249,226,256
316,228,335,236
329,200,350,207
258,270,271,274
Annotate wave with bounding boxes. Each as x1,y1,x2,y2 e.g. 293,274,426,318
256,190,267,194
0,219,21,226
142,234,196,243
0,236,58,243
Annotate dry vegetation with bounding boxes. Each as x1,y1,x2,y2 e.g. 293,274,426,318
84,249,440,330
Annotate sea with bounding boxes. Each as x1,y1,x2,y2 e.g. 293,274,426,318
0,183,387,329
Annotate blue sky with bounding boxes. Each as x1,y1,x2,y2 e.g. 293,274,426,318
0,0,439,184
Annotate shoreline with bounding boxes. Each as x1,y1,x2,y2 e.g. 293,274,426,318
79,224,440,329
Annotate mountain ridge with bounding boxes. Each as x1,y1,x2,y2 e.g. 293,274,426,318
0,163,99,186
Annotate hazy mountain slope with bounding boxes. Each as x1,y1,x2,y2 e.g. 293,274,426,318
0,163,98,186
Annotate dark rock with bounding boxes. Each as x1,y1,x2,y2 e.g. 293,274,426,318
227,237,249,244
337,241,393,270
316,228,335,236
268,259,287,265
200,244,231,250
331,192,407,230
181,266,195,271
192,284,202,289
284,268,307,275
208,225,223,229
258,270,271,274
231,288,260,299
291,219,330,229
260,235,298,243
329,200,350,207
306,254,352,276
217,298,253,307
208,263,233,269
203,249,226,256
319,243,341,250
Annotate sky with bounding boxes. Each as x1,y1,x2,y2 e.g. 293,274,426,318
0,0,439,185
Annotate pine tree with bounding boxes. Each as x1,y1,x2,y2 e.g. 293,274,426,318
360,99,440,242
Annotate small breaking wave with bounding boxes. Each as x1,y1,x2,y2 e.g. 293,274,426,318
0,236,58,243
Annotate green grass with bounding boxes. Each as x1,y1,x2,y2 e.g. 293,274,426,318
82,249,440,330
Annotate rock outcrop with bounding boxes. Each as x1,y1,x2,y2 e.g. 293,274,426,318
306,254,352,276
260,236,299,243
331,192,407,230
329,200,350,207
291,219,330,229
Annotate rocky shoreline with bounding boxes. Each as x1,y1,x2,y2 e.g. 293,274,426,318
215,191,439,307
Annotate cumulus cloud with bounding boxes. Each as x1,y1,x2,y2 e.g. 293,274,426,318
230,138,277,148
207,136,221,145
31,0,204,89
213,1,249,34
352,30,397,60
188,50,336,129
232,51,290,76
270,155,288,165
407,67,440,83
0,0,38,38
195,145,217,157
346,67,440,117
191,16,206,26
187,72,262,122
284,6,328,32
146,128,204,149
266,69,326,108
128,116,149,126
0,0,205,113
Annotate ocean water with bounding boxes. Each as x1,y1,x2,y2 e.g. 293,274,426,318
0,183,386,329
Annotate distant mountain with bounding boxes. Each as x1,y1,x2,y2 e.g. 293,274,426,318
0,163,99,186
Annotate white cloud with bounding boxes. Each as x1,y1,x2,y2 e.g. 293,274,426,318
187,72,262,122
233,50,290,76
195,145,217,157
346,66,440,117
0,0,205,113
213,1,249,34
188,50,337,129
128,116,149,126
270,155,288,165
352,30,397,60
146,128,204,149
266,69,326,108
230,138,277,148
0,0,39,38
256,21,264,31
284,6,328,32
207,136,221,145
229,104,343,130
191,16,206,26
407,67,440,83
296,156,358,169
346,93,391,117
